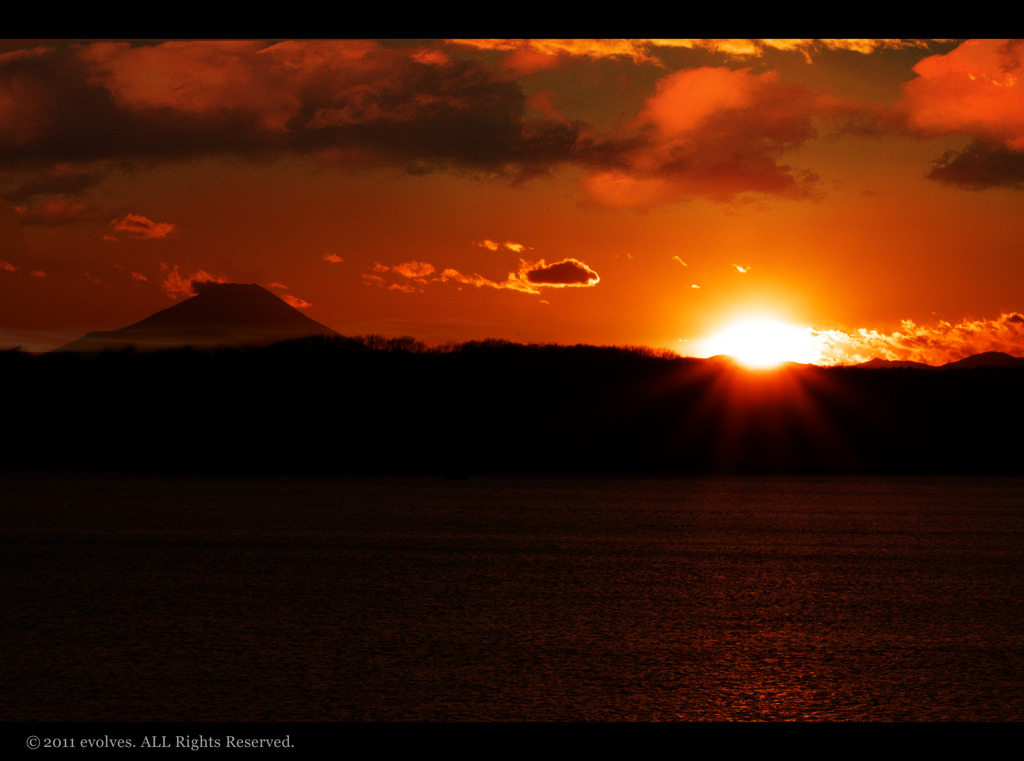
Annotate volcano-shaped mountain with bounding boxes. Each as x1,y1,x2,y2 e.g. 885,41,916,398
56,282,339,353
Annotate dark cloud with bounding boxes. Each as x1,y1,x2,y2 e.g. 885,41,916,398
0,163,109,205
0,41,857,211
0,45,280,164
524,258,599,286
14,198,113,226
0,41,588,203
926,141,1024,190
8,39,1004,214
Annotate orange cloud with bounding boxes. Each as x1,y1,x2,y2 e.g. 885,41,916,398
474,239,527,253
447,39,659,71
582,67,829,207
391,260,437,280
436,267,538,294
112,213,178,239
281,294,312,309
263,280,312,308
367,256,600,296
160,264,225,299
448,39,936,68
904,40,1024,145
438,258,600,294
816,312,1024,366
363,260,437,293
0,257,42,279
901,40,1024,188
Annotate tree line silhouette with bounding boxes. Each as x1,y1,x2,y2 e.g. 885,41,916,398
3,336,1023,476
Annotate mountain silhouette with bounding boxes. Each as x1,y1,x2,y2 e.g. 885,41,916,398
55,282,338,353
6,330,1024,475
855,352,1024,370
939,351,1024,369
855,357,936,370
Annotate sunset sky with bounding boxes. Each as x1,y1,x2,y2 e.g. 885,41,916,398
3,38,1024,364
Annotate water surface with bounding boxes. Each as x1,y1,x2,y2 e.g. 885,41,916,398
3,472,1023,721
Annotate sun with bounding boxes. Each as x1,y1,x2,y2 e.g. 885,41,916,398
699,317,824,368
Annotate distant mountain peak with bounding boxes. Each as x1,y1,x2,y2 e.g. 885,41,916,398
940,351,1024,369
855,357,935,370
55,282,338,353
854,351,1024,370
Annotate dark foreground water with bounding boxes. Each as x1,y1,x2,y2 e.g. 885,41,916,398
3,472,1024,721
